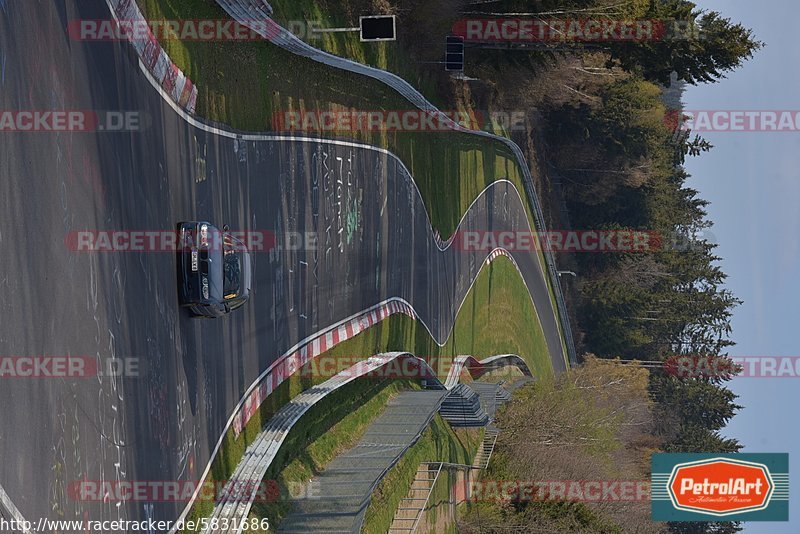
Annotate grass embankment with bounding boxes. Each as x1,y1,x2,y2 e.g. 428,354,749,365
139,0,540,239
311,257,555,382
141,0,567,363
179,257,552,530
185,376,416,533
136,1,564,530
362,415,481,534
268,0,565,351
250,377,421,527
267,0,445,106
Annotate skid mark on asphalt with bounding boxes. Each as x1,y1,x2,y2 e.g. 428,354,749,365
50,399,68,516
111,267,125,324
174,379,197,479
80,152,106,198
87,258,99,326
193,135,207,183
52,78,77,264
375,232,381,291
51,263,132,524
88,332,129,523
144,503,155,534
148,377,171,449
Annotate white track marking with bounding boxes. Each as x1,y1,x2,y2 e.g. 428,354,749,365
0,5,567,533
0,483,32,534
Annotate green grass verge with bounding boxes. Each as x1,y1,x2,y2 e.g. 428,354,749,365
361,415,482,534
266,0,445,107
182,376,417,532
134,1,566,529
179,256,552,530
249,377,421,528
424,257,553,380
142,0,568,365
296,256,555,382
138,0,541,239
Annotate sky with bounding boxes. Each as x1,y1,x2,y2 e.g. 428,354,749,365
684,1,799,531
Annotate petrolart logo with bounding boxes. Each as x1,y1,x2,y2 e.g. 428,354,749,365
652,454,789,521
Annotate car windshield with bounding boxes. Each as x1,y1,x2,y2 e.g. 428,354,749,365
223,236,243,299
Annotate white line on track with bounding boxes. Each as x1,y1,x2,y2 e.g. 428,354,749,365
0,483,32,534
131,50,560,529
0,1,567,528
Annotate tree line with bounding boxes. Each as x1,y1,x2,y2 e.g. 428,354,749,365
462,1,762,532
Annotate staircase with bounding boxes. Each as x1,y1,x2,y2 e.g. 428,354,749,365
388,379,525,532
387,462,442,533
437,384,489,427
494,385,512,403
468,382,511,421
472,429,500,469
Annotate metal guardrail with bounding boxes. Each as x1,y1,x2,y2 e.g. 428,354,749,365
350,356,532,533
205,353,442,534
350,393,444,534
202,352,532,533
214,0,578,368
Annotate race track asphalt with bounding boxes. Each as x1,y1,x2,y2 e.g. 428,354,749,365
0,0,566,527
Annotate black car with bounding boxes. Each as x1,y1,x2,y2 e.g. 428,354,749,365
177,221,252,317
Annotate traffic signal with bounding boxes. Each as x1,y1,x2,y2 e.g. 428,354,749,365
445,36,464,71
